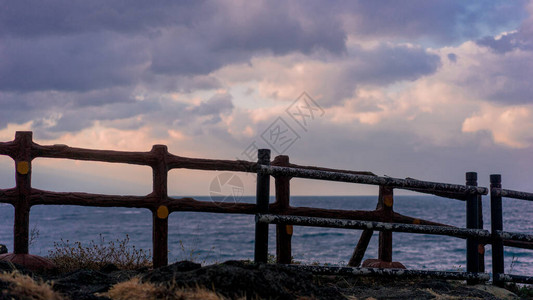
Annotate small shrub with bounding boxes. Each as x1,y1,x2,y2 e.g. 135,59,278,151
505,282,533,298
48,234,151,273
29,225,40,247
0,271,64,300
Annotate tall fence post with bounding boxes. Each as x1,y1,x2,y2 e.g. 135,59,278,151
466,172,480,284
274,155,292,264
13,131,33,254
151,145,169,268
255,149,271,263
378,186,394,262
490,174,504,287
478,193,485,273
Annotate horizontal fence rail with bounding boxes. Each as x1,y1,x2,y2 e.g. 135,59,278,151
278,265,491,281
496,274,533,285
256,214,491,240
258,165,488,196
497,231,533,243
493,188,533,201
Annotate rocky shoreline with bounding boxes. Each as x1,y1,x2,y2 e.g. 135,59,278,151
0,259,521,299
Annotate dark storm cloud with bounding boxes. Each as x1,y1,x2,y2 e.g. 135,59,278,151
447,53,458,63
0,88,159,133
149,1,347,76
348,44,441,85
476,31,533,54
189,93,233,116
0,1,204,37
0,33,148,92
0,1,347,92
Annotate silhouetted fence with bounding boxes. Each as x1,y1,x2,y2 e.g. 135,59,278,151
0,131,532,285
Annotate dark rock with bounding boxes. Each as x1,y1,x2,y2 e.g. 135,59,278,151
0,260,33,276
52,269,116,300
100,263,119,273
144,260,343,299
0,245,7,255
0,253,56,272
362,258,406,269
142,260,201,282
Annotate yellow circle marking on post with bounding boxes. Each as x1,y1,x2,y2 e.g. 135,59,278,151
384,195,393,207
413,218,421,224
157,205,169,219
286,225,293,235
17,161,30,175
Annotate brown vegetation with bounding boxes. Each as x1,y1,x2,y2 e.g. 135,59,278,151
0,271,64,300
103,278,228,300
47,234,151,273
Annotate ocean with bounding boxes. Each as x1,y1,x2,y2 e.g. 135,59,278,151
0,196,532,277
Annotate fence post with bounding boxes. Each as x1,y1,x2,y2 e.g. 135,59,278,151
478,193,485,273
378,186,394,262
13,131,33,254
274,155,292,264
490,174,504,287
466,172,480,284
151,145,169,268
255,149,270,263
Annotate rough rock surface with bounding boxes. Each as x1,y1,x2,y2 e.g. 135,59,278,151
362,258,406,269
0,253,56,272
143,260,343,299
0,260,521,299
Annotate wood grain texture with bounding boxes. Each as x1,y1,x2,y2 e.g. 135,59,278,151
30,189,154,208
0,140,17,157
14,132,32,254
32,143,155,166
0,188,17,205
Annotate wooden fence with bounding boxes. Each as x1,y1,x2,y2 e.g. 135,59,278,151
0,131,532,285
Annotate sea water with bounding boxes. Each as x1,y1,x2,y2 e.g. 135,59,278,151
0,196,531,276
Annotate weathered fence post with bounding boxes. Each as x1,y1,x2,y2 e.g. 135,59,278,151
274,155,292,264
466,172,480,284
255,149,270,263
378,186,394,262
13,131,33,254
151,145,169,268
478,193,485,273
490,174,504,287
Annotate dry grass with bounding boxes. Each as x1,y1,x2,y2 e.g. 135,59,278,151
48,234,152,273
0,271,64,300
103,277,229,300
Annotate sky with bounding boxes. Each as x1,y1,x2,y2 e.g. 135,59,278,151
1,1,533,197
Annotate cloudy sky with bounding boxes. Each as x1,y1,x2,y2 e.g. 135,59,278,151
1,1,532,196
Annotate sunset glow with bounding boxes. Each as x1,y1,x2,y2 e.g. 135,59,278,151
1,1,532,195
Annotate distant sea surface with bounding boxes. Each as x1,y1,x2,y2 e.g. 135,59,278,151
1,196,532,276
